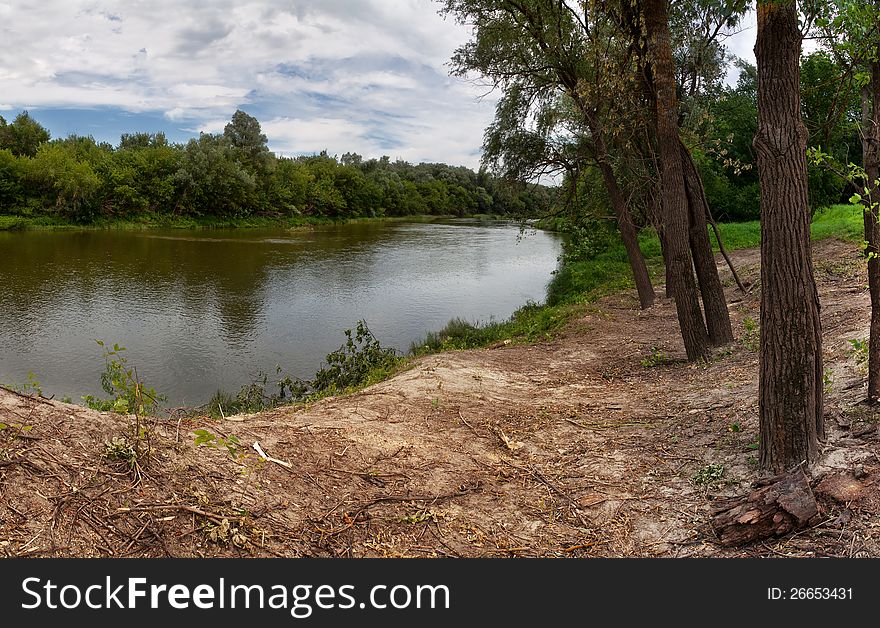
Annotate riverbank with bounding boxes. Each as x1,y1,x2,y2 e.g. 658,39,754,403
0,212,514,232
2,234,878,557
409,204,863,356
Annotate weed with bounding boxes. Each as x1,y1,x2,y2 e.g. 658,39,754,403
313,321,401,393
102,436,138,471
193,429,242,459
85,341,163,479
848,338,869,373
641,347,669,367
2,371,44,397
207,321,400,416
740,316,759,351
82,341,164,415
728,422,741,433
693,463,725,486
823,368,834,394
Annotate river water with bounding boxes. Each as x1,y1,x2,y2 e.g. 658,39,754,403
0,219,562,406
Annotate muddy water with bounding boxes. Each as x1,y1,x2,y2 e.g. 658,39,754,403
0,219,561,406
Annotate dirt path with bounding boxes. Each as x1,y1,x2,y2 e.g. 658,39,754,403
2,238,879,557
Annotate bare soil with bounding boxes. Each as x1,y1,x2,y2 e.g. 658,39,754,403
2,238,879,558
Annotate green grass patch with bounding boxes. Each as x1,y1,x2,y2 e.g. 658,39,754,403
410,301,577,356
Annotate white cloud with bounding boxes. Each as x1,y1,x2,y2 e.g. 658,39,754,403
722,9,821,86
0,0,495,167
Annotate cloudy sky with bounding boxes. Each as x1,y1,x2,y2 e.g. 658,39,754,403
0,1,760,169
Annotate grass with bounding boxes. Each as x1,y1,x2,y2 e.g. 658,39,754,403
412,203,865,355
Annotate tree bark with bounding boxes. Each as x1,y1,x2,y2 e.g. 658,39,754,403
862,53,880,404
709,468,818,546
680,140,734,345
589,125,655,309
644,0,710,361
754,0,824,472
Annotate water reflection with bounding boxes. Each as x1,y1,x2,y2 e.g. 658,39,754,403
0,220,561,405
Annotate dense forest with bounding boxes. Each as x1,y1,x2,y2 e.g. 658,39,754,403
0,48,859,228
0,109,555,224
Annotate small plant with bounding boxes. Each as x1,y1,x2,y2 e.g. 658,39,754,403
727,422,741,433
313,320,401,393
21,372,43,397
193,429,241,459
208,366,309,417
102,435,138,470
693,463,725,486
85,341,163,479
823,368,834,394
82,341,164,415
641,346,668,367
848,338,869,373
740,316,759,351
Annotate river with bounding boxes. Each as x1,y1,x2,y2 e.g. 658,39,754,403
0,219,562,406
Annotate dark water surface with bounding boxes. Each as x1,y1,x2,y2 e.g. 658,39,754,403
0,220,562,406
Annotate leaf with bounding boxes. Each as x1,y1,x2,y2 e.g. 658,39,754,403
193,429,217,447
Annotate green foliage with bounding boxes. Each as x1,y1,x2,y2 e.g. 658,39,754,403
208,367,308,417
848,338,869,372
313,321,402,393
640,347,669,368
740,316,759,351
824,368,834,394
0,111,50,158
410,300,572,355
192,429,241,459
82,340,164,415
0,110,552,226
208,321,401,415
693,463,725,486
102,436,138,470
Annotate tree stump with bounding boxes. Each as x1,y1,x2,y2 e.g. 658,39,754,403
710,468,818,547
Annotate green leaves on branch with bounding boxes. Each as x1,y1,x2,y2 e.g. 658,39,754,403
209,321,402,417
83,340,165,415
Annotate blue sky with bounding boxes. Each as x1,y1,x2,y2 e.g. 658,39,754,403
0,1,760,169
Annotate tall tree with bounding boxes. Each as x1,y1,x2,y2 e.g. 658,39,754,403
863,42,880,403
643,0,711,360
754,0,824,471
609,0,737,347
443,0,657,309
809,2,880,402
0,111,50,158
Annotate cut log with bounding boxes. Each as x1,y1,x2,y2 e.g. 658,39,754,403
709,468,818,547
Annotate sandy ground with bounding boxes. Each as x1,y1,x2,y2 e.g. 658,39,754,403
2,238,879,558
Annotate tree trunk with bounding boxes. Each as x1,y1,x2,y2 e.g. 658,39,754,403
648,190,673,298
680,140,734,345
862,53,880,404
709,468,818,546
754,0,824,472
644,0,710,361
589,125,655,309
